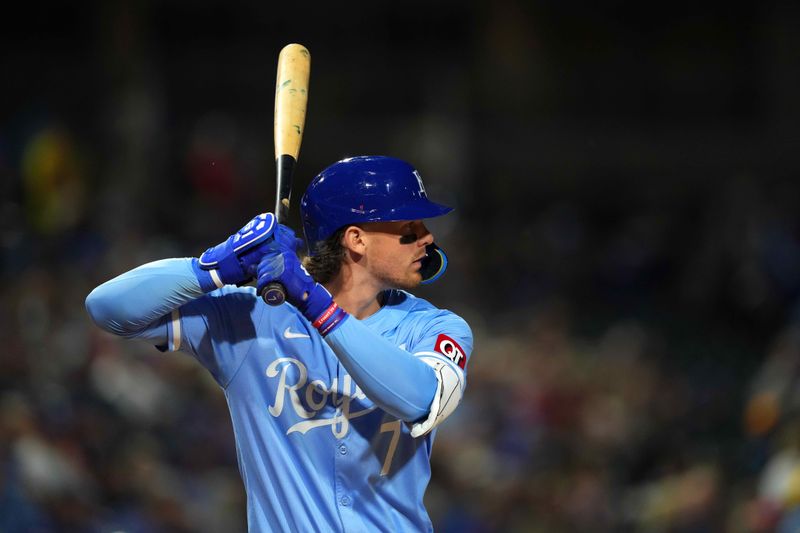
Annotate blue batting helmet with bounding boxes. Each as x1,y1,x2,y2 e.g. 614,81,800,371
300,155,452,283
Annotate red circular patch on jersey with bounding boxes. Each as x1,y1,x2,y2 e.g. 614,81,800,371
434,334,466,369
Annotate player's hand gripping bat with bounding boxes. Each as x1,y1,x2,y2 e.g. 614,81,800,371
260,43,310,305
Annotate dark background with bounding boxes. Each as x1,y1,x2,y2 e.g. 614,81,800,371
3,1,800,531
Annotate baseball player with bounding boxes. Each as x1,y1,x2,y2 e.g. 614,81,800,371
86,156,473,532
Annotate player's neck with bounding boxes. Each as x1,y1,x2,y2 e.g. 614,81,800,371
324,265,383,320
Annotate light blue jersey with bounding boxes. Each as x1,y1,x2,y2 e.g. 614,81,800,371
86,258,473,532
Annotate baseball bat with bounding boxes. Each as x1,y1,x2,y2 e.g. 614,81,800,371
261,43,311,305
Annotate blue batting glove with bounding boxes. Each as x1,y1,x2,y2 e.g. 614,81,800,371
257,225,348,336
194,213,278,290
264,223,305,256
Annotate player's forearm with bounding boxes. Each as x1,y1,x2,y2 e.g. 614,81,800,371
86,258,206,337
324,317,438,422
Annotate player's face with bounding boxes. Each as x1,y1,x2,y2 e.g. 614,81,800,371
358,220,434,290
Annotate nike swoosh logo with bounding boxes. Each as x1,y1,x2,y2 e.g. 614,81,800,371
284,327,311,339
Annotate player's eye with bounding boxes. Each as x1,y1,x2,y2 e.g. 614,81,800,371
399,233,418,244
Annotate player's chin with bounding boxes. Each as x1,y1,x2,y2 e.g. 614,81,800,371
391,271,422,291
405,271,424,289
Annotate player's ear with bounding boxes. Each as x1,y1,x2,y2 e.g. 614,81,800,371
341,225,367,255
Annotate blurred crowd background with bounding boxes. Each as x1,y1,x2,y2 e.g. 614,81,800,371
3,1,800,531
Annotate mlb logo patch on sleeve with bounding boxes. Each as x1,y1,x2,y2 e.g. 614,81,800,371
434,334,467,369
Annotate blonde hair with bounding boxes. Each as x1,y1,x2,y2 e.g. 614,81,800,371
302,227,347,284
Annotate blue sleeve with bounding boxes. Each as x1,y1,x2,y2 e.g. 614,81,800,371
85,258,205,347
410,312,473,376
324,317,439,423
86,258,263,387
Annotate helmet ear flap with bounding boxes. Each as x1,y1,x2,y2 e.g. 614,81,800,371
419,243,448,284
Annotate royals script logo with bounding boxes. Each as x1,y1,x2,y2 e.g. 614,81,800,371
266,357,377,438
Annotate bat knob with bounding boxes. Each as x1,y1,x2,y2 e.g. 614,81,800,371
261,282,286,306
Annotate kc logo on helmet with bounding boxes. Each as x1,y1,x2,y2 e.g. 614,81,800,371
434,334,466,369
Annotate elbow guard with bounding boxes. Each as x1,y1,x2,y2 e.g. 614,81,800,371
410,356,465,438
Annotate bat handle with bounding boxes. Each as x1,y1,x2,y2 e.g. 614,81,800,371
261,282,286,306
260,219,288,305
261,193,291,306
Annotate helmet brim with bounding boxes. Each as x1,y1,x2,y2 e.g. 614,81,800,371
351,198,453,223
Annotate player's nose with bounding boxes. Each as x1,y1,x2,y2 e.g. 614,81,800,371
417,222,434,246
